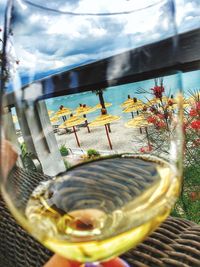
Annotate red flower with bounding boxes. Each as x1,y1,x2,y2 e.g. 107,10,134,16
196,101,200,111
168,99,174,106
147,116,157,124
157,113,164,120
140,145,152,153
156,121,166,129
191,120,200,130
151,85,165,98
189,108,198,117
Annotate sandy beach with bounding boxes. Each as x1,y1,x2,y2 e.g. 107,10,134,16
55,119,149,156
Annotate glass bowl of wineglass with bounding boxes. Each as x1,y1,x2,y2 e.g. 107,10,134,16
1,0,184,266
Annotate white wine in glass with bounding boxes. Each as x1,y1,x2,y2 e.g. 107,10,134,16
1,0,183,266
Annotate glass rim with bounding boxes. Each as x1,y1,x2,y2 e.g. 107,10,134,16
18,0,168,16
1,153,180,241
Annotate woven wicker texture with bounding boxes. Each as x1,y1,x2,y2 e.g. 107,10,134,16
0,167,200,267
122,217,200,267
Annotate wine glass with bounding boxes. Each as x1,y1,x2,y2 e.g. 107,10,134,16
1,0,184,266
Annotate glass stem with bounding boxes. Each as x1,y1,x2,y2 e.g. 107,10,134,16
84,258,130,267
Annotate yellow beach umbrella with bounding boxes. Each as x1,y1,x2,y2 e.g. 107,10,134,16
75,105,96,116
123,102,144,118
56,107,72,117
59,116,85,129
125,115,151,128
170,97,190,110
90,114,120,149
123,103,144,112
125,115,152,147
48,110,54,116
95,103,112,109
121,98,143,108
59,115,85,147
76,105,97,133
171,103,190,110
123,103,144,117
90,114,120,127
121,98,133,108
50,116,60,124
148,96,169,105
160,96,169,103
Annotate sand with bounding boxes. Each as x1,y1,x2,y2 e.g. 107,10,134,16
55,119,149,156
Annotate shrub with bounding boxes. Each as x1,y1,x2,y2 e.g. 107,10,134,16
171,164,200,224
87,149,100,159
63,159,71,170
20,142,27,158
59,144,69,156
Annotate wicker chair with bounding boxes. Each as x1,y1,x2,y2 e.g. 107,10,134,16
0,168,200,267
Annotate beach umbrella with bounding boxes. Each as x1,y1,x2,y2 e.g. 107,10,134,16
50,116,60,124
123,103,144,118
148,96,169,105
89,113,121,150
59,115,85,147
95,102,112,109
56,107,72,117
48,110,54,116
95,102,112,133
125,116,151,128
76,105,97,133
168,97,190,110
160,96,169,103
121,98,143,108
75,105,96,116
125,115,152,147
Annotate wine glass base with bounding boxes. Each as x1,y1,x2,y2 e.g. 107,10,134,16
83,258,130,267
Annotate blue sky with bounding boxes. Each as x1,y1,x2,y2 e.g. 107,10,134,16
0,0,200,82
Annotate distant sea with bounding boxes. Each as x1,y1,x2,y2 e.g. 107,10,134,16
45,70,200,121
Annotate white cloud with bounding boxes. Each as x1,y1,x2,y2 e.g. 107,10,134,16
0,0,199,84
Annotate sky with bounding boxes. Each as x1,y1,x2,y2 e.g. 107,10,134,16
0,0,200,83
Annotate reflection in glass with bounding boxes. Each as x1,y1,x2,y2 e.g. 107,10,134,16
0,0,185,265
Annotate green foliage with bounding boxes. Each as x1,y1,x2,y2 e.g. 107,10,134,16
87,149,100,159
59,144,69,156
20,142,27,158
63,159,71,170
171,164,200,224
